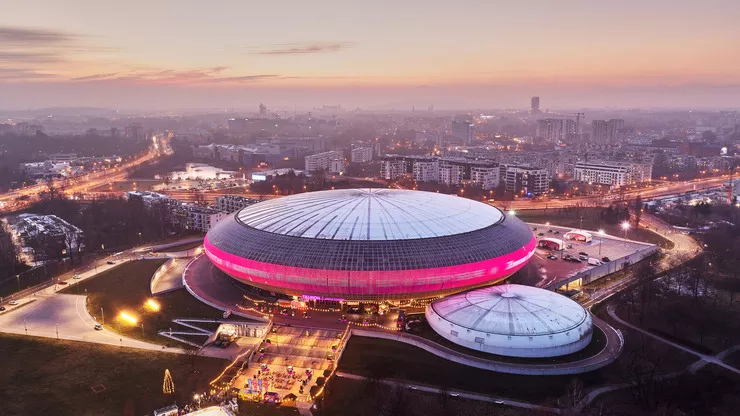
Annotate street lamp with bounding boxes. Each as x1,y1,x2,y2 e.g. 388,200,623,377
598,229,605,256
621,221,630,245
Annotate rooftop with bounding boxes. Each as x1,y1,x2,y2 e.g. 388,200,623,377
430,284,588,336
235,189,504,241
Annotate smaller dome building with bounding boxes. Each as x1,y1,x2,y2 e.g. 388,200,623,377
425,284,593,358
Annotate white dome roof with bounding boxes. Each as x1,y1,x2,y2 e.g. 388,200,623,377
426,284,593,358
236,188,503,241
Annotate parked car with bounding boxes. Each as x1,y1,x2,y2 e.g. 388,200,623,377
578,254,589,261
547,229,553,233
547,255,558,260
579,252,588,256
73,274,81,279
106,260,116,265
57,281,68,285
8,300,18,305
553,230,560,234
601,257,611,262
0,306,5,311
538,233,545,236
94,324,103,330
587,258,603,266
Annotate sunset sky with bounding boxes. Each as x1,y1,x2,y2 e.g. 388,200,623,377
1,0,739,110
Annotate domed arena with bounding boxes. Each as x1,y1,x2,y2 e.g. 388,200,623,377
425,284,593,357
204,189,536,302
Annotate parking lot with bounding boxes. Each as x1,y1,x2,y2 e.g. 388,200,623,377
516,223,656,289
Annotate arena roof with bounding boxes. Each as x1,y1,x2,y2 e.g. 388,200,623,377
429,284,588,337
235,188,502,241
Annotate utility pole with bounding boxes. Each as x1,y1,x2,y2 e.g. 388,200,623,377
101,307,104,325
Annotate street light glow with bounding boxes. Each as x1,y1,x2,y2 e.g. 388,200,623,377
598,229,605,235
621,221,630,230
146,299,160,311
508,209,516,216
119,312,138,325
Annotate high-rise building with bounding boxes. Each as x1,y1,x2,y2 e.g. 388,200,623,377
451,120,475,145
531,96,541,114
305,150,344,172
259,103,267,117
591,119,625,144
351,147,373,163
536,119,565,144
125,123,145,141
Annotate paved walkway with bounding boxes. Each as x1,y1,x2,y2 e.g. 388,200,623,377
335,371,561,414
152,258,187,294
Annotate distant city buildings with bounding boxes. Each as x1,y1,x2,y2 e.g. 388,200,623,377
305,150,345,173
536,119,575,144
227,118,248,134
350,147,373,163
591,119,625,144
125,123,145,141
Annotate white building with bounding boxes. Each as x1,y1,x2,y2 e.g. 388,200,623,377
501,165,550,195
380,158,407,180
426,285,593,358
471,166,500,190
413,160,440,183
305,150,344,172
439,163,464,186
574,160,653,187
174,205,227,232
351,147,373,163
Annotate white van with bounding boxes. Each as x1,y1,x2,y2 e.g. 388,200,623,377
588,258,603,266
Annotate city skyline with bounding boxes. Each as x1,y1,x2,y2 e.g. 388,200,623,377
1,0,740,110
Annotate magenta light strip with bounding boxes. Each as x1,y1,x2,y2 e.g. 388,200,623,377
203,236,536,297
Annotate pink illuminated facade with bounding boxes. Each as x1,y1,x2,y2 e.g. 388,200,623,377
205,237,536,300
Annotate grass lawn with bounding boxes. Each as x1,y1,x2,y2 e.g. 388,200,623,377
0,333,224,416
155,240,203,253
60,260,225,344
315,377,529,416
517,208,675,249
337,336,611,404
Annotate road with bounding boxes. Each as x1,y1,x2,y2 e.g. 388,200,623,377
495,175,727,211
0,136,168,214
334,371,561,414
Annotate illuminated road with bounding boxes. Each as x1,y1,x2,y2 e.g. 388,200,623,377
0,136,168,214
495,176,728,211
